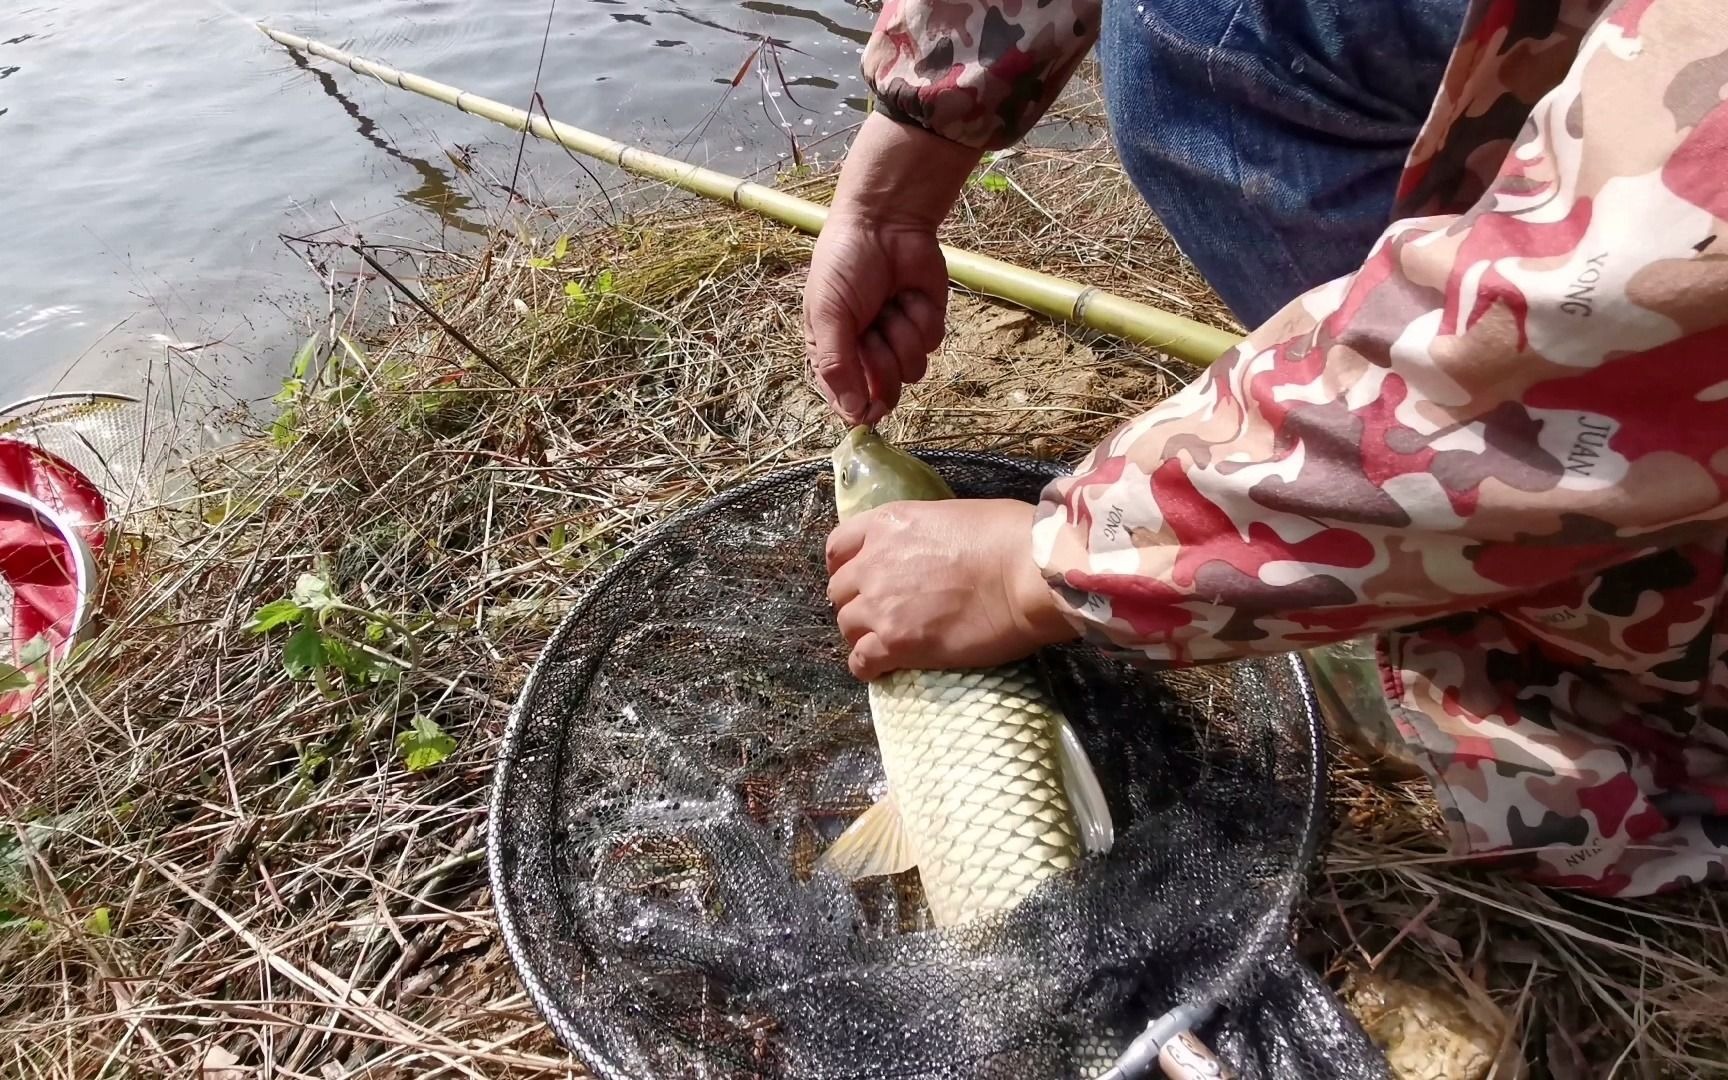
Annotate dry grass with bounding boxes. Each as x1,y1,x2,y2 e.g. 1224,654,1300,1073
1311,763,1728,1078
0,107,1723,1080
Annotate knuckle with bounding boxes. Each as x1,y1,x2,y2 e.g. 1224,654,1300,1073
809,351,852,377
878,613,917,651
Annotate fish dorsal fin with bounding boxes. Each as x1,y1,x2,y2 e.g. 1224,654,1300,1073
1058,717,1115,856
815,791,918,879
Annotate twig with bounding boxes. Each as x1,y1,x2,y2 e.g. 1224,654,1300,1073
348,245,521,387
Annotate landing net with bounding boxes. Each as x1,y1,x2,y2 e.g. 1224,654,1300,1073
490,450,1388,1079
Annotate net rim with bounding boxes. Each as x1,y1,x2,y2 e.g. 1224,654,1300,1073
0,391,159,523
1,479,101,652
0,390,143,424
486,449,1330,1080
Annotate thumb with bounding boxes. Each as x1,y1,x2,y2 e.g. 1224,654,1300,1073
805,300,869,424
848,632,891,681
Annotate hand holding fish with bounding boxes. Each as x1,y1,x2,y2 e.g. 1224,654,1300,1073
826,497,1078,680
802,214,946,425
802,113,981,425
822,426,1229,1080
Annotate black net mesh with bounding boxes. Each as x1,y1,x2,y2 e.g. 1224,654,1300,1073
489,451,1390,1079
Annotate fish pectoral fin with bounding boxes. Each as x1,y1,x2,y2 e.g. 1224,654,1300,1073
814,792,917,880
1058,717,1116,856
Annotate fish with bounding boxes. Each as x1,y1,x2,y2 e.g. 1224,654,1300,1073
816,425,1114,928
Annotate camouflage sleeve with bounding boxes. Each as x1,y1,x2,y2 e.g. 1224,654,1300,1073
1029,2,1728,664
861,0,1101,150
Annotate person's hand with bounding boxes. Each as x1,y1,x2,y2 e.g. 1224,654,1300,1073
802,112,982,425
826,498,1079,680
803,213,947,425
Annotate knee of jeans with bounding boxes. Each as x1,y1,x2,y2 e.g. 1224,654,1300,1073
1100,2,1213,106
1105,0,1246,60
1099,6,1233,182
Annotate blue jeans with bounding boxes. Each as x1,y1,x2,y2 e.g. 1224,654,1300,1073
1099,0,1470,327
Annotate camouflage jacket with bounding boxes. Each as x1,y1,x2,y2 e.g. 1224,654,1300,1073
867,0,1728,897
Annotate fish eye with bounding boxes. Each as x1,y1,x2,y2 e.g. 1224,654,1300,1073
841,458,860,488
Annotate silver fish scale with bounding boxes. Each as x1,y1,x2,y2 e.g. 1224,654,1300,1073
868,662,1082,927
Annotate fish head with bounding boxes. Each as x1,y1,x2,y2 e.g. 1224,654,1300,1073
831,426,955,520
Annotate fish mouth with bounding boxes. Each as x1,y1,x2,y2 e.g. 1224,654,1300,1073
831,424,874,465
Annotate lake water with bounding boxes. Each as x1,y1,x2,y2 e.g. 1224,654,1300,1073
0,0,876,412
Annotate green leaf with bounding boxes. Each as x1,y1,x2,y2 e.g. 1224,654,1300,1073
0,908,44,934
395,715,456,773
290,334,320,380
298,747,330,780
548,523,567,552
325,384,375,416
564,281,587,302
273,377,305,406
85,906,112,936
283,625,326,679
553,235,570,261
527,256,554,270
337,334,371,372
292,574,337,613
16,636,50,668
978,172,1009,193
0,665,29,695
246,599,304,634
594,269,616,295
323,637,365,678
270,411,300,448
365,621,388,644
324,636,398,685
205,494,263,526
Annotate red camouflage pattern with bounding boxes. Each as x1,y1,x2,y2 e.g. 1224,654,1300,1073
863,0,1728,896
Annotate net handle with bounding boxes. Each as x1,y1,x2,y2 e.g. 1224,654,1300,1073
1112,655,1329,1079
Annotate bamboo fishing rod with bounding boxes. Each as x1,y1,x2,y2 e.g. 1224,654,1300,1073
257,25,1243,367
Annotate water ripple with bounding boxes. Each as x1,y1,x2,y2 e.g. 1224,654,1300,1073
0,0,875,397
